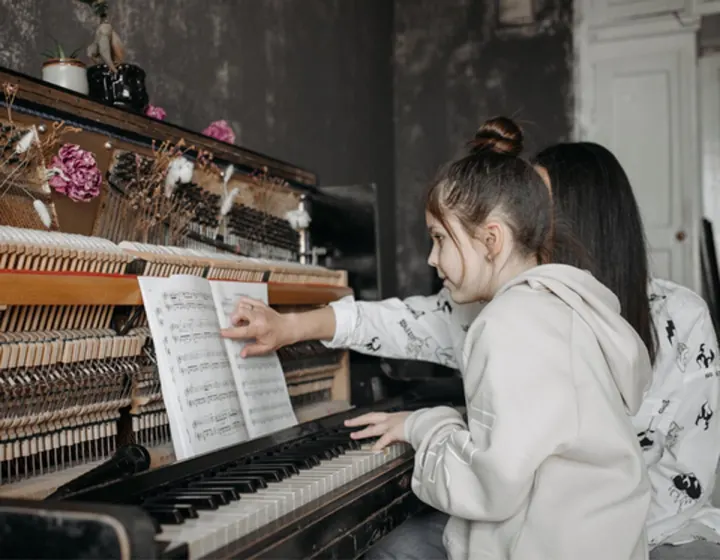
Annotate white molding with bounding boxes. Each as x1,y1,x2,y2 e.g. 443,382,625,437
700,54,720,265
572,0,593,142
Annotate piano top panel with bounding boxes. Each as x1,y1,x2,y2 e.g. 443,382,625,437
0,270,352,306
0,66,317,190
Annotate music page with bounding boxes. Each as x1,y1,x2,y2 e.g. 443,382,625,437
208,280,298,438
138,275,249,460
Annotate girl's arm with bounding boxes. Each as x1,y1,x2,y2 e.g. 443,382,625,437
404,314,577,521
323,291,471,367
223,289,470,368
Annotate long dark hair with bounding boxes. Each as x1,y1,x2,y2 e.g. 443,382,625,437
426,117,553,265
533,142,657,364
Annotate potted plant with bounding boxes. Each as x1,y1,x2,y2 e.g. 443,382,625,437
41,39,88,95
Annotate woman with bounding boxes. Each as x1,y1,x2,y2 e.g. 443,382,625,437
222,141,720,558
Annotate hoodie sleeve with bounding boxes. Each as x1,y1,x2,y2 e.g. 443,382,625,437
404,313,578,521
643,300,720,546
321,289,461,368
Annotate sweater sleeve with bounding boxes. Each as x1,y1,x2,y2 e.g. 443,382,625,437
643,302,720,545
404,314,578,521
322,289,462,368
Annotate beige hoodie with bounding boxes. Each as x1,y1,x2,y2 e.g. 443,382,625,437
404,264,653,560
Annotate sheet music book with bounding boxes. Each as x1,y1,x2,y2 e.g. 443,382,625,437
138,275,297,460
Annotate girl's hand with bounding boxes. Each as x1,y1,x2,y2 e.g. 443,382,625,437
344,411,411,451
220,296,295,357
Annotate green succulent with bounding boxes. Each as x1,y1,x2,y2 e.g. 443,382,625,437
41,37,83,60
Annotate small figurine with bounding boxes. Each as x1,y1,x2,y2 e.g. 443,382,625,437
76,0,125,73
75,0,148,112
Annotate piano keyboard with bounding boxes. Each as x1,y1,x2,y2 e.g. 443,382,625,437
156,436,409,559
57,400,425,560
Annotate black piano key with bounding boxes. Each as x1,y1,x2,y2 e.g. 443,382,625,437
260,455,317,468
296,445,343,458
162,490,230,506
228,464,290,476
147,495,218,510
222,468,283,482
186,482,240,501
169,503,199,519
210,474,267,490
241,463,298,476
144,507,185,525
143,502,198,519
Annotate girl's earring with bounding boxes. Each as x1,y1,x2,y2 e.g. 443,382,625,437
485,254,493,262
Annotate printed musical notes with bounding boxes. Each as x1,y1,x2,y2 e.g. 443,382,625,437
210,281,298,438
139,275,249,460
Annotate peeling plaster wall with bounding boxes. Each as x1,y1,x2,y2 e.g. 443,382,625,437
0,0,394,184
393,0,573,296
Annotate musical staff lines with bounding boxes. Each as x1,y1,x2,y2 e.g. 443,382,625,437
210,281,297,438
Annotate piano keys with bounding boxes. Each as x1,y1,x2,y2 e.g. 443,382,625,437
0,399,428,559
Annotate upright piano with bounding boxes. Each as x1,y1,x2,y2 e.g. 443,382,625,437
0,67,428,558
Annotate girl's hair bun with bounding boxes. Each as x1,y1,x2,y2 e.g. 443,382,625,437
470,116,523,157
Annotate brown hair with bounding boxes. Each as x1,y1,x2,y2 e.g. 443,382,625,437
426,116,554,265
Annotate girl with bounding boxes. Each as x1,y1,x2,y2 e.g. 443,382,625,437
226,118,653,559
343,118,652,560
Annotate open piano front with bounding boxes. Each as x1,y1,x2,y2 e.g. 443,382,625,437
0,66,426,558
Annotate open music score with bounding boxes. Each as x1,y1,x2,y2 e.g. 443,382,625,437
138,276,297,461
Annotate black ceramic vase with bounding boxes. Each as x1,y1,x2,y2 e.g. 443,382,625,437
86,63,149,113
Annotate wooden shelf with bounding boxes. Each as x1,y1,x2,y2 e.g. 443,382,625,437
0,271,352,307
0,67,317,188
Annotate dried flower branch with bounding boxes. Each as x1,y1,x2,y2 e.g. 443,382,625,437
107,140,216,244
0,83,80,229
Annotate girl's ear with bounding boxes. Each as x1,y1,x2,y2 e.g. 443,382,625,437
534,165,552,192
482,221,503,260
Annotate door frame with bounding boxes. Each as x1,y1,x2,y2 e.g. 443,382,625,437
572,0,716,293
700,52,720,266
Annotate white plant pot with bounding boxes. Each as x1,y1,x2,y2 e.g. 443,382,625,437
42,59,89,95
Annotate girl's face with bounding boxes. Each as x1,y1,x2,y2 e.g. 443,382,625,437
426,211,496,303
426,210,538,304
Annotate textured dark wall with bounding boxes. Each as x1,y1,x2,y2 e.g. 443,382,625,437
0,0,394,184
0,0,397,295
0,0,574,300
393,0,573,296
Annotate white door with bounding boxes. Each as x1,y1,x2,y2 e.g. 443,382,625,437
577,25,700,290
700,53,720,264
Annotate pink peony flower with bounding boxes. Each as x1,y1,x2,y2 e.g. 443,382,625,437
48,144,102,202
145,104,167,120
202,120,236,144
